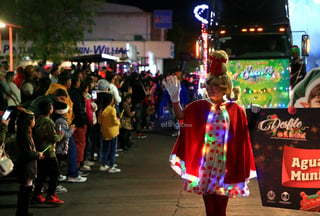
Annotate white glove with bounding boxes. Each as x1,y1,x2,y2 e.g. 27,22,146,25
163,75,181,103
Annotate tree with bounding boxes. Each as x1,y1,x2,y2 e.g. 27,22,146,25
1,0,103,64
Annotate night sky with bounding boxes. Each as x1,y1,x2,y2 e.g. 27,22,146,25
107,0,206,32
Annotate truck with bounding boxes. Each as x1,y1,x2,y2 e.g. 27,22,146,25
203,1,320,213
204,0,309,108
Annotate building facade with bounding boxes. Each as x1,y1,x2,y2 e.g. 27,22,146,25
0,3,174,74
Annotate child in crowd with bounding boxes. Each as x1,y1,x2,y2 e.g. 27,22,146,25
31,99,64,205
15,108,44,216
52,101,77,191
119,93,135,150
144,84,155,130
83,79,98,167
98,93,121,173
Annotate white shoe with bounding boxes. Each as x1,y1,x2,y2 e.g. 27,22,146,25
99,165,109,171
56,184,68,193
108,167,121,173
80,165,91,171
78,171,89,177
58,174,67,182
84,160,94,166
67,176,87,183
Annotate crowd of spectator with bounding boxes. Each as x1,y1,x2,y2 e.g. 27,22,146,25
0,60,199,214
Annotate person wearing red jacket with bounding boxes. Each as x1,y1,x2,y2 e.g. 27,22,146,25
164,50,258,216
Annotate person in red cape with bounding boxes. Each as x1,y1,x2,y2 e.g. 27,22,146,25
164,50,257,216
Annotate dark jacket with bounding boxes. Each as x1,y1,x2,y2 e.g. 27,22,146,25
69,87,87,127
131,81,145,106
15,130,39,184
33,115,63,158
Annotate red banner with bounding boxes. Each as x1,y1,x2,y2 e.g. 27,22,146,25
282,145,320,188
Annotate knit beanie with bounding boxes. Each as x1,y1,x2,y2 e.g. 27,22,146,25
292,45,300,55
289,68,320,108
53,101,69,115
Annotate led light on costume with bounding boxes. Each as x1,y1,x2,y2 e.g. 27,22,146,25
182,100,249,196
170,50,253,198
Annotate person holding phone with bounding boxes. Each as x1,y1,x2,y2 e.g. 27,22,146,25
1,109,12,121
15,108,44,216
91,90,97,101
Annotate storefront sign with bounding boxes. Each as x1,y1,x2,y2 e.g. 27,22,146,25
77,45,128,55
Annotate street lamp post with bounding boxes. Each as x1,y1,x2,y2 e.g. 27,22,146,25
0,22,22,71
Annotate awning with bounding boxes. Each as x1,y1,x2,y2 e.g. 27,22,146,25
67,54,119,63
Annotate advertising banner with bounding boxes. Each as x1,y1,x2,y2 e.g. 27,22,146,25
153,10,173,29
249,108,320,212
228,59,290,108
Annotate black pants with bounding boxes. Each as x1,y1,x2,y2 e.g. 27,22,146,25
16,185,32,216
33,157,59,198
119,128,132,150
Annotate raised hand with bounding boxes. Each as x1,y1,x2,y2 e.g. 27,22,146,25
163,75,181,103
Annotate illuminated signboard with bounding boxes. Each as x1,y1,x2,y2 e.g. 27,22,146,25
228,59,290,108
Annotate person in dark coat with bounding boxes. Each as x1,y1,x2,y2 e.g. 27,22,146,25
130,73,146,138
15,108,44,216
69,73,87,170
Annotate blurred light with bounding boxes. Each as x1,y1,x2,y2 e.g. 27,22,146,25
220,30,226,34
195,41,200,58
279,27,286,32
303,34,311,56
257,27,263,32
101,53,119,61
249,28,255,32
202,30,208,74
241,28,248,32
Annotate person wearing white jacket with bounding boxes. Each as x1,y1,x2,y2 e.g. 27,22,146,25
106,73,121,107
5,71,21,106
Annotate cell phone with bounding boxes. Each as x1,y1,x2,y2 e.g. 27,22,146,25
1,110,12,121
91,90,97,100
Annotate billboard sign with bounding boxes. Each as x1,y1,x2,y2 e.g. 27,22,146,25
229,58,290,108
153,10,172,29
